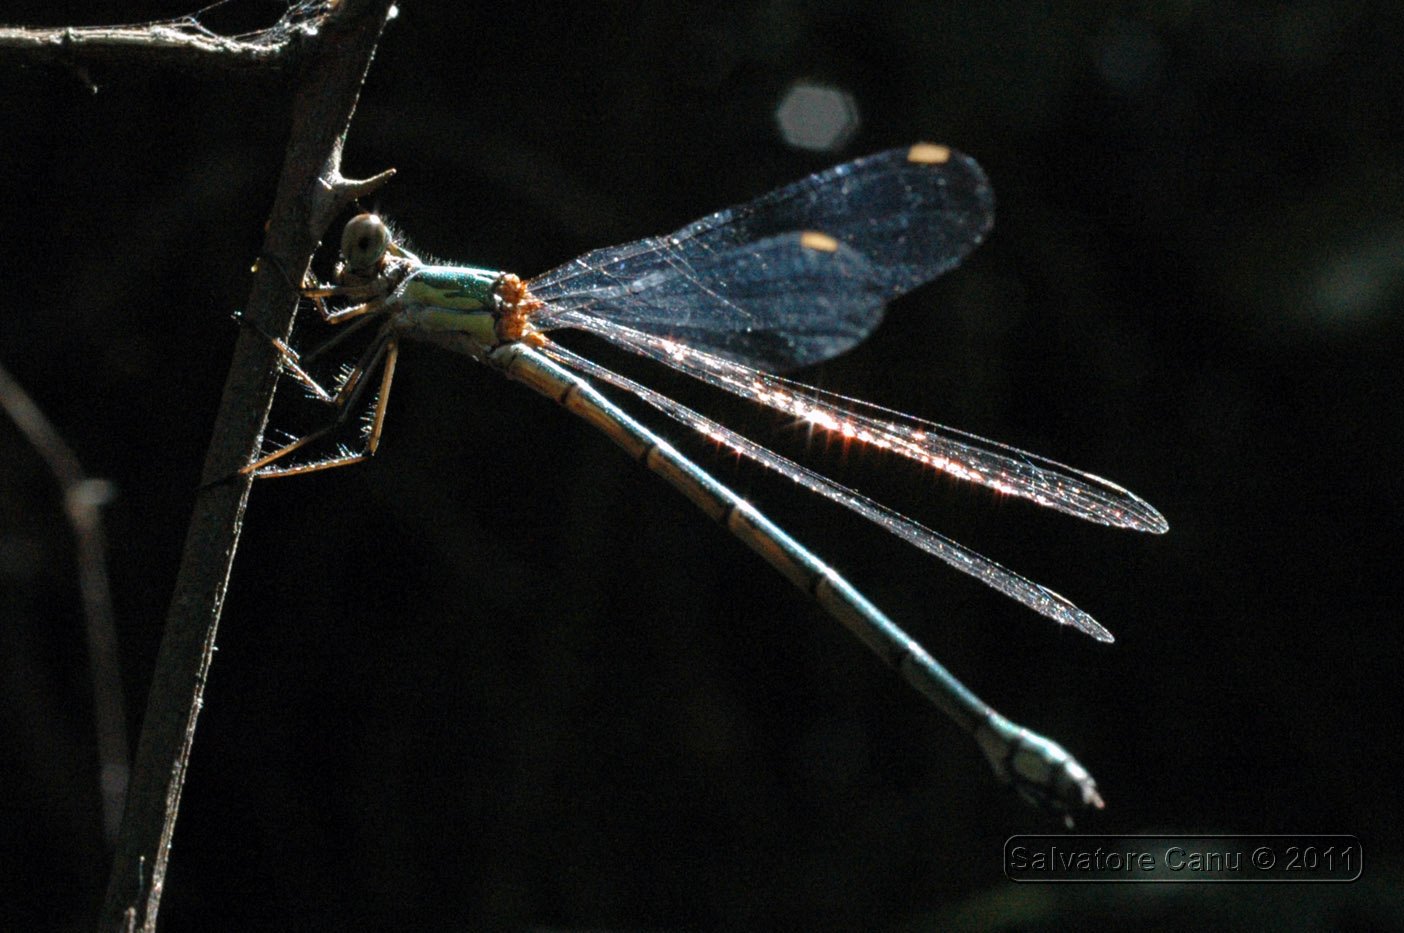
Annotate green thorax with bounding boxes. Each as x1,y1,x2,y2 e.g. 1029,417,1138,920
393,263,507,350
401,263,501,311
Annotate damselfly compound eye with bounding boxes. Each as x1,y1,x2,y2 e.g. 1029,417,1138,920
341,213,391,274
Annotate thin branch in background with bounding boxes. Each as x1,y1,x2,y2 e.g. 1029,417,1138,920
0,362,129,850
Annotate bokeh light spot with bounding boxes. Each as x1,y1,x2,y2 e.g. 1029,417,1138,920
776,81,860,152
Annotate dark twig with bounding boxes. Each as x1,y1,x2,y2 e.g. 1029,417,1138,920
96,1,398,930
0,362,128,849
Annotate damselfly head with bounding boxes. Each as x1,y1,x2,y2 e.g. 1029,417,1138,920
340,213,392,278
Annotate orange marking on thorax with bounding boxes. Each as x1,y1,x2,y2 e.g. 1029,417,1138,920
494,273,545,343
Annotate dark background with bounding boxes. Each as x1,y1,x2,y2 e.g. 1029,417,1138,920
3,1,1401,929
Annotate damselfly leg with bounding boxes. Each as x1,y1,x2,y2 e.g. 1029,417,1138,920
240,296,401,477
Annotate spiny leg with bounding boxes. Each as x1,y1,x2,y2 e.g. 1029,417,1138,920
359,339,398,458
241,328,398,477
253,249,380,319
294,311,383,374
305,287,394,324
252,340,400,478
244,268,397,406
231,260,381,403
270,334,337,404
231,308,337,404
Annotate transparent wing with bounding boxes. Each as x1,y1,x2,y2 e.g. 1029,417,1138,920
557,317,1169,534
529,145,993,371
537,232,889,373
537,340,1114,641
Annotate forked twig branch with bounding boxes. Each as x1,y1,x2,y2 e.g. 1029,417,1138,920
86,1,400,929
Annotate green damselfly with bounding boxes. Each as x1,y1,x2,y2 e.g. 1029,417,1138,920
247,143,1167,822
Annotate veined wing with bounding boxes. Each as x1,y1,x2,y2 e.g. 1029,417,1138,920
537,340,1114,641
529,145,993,371
534,231,888,373
554,315,1169,534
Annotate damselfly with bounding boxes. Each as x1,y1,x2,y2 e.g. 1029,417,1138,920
247,143,1167,822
